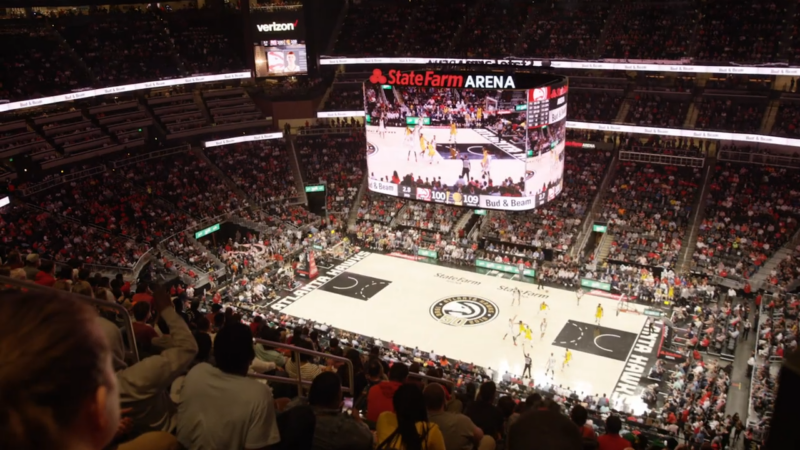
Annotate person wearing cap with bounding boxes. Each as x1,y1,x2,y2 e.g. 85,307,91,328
24,253,40,280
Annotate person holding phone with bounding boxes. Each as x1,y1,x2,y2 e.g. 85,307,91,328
307,372,373,450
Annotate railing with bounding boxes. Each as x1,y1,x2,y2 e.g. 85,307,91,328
0,275,139,364
111,144,191,168
619,151,705,167
250,339,354,396
719,149,800,169
22,165,107,196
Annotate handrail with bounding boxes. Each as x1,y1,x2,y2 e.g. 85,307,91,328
111,144,191,169
0,275,140,364
251,339,355,396
22,165,107,197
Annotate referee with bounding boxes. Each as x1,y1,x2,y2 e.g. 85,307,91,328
461,155,471,181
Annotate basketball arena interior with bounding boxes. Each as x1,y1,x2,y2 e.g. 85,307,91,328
0,1,798,450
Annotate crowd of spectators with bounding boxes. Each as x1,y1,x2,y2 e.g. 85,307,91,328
356,191,406,225
694,0,787,63
601,161,702,268
0,21,92,101
332,1,411,56
520,3,608,59
321,84,363,112
165,11,244,75
398,0,468,56
695,96,767,133
397,201,464,234
772,101,800,137
450,0,528,58
694,162,800,279
205,140,299,207
626,94,690,128
487,148,612,253
567,90,624,123
601,3,695,60
57,11,180,86
771,249,800,289
296,131,366,216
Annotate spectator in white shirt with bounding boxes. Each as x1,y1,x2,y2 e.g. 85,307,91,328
177,322,281,450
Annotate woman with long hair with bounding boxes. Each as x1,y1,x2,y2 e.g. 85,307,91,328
375,383,445,450
0,291,121,450
338,348,367,398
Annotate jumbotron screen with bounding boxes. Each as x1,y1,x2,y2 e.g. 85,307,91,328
364,69,567,211
251,10,308,77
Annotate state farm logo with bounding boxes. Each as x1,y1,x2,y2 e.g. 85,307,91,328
257,20,298,32
369,69,387,84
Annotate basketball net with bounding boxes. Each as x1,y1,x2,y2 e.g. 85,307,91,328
616,295,640,316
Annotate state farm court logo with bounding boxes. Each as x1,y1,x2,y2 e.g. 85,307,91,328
430,296,498,327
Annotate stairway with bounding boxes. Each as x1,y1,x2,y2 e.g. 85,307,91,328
511,1,540,55
324,0,350,55
595,233,614,261
677,161,716,274
390,202,410,228
193,90,213,125
158,244,209,287
760,98,781,135
347,175,369,232
192,147,252,206
285,135,308,205
683,95,702,129
571,153,620,259
451,210,475,237
615,90,636,123
186,231,225,272
751,228,800,290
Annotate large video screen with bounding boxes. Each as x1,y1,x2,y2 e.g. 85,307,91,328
364,70,567,211
251,10,307,77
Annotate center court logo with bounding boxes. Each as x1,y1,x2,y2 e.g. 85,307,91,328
430,296,498,327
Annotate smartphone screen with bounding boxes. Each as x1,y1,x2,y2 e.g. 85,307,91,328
342,397,353,412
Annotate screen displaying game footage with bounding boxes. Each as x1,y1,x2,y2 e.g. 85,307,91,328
364,70,567,211
254,42,308,77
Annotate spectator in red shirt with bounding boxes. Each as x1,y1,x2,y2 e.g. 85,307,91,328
571,404,597,441
34,260,57,287
131,301,159,352
597,415,630,450
250,316,263,337
131,284,154,306
367,362,409,422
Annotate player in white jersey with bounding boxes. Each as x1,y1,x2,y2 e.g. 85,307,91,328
404,126,417,161
511,287,521,306
576,287,584,306
540,317,547,338
545,352,556,377
503,318,518,346
379,117,386,138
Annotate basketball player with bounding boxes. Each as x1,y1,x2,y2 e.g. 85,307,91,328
427,136,438,165
518,320,526,339
576,287,584,306
562,348,572,370
538,301,549,315
545,352,556,378
405,126,417,161
524,324,533,342
477,106,483,126
540,317,547,339
522,349,532,379
379,117,386,138
481,148,491,178
512,287,521,307
419,133,427,158
503,318,518,346
449,146,458,160
449,121,457,145
595,303,604,325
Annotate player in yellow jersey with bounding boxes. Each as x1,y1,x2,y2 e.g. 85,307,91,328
419,133,427,158
562,348,572,369
538,301,549,315
518,320,526,336
427,136,437,164
481,148,490,178
449,121,457,145
524,324,533,341
595,303,604,325
450,146,458,159
477,107,483,125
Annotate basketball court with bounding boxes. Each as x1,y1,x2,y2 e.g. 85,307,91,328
273,252,658,412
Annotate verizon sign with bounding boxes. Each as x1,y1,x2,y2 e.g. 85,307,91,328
256,20,298,32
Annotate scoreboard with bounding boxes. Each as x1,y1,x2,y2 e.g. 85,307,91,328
527,83,569,128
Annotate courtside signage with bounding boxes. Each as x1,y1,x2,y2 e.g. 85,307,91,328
0,71,251,114
204,132,284,148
